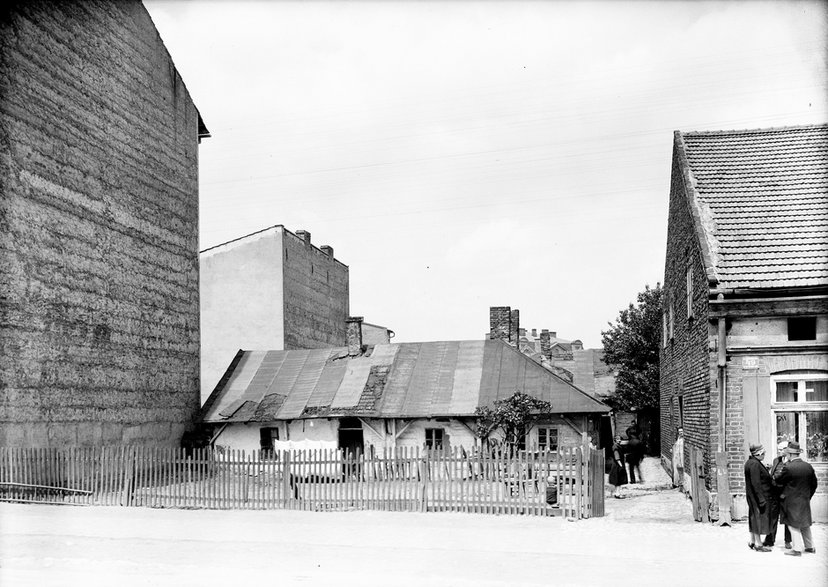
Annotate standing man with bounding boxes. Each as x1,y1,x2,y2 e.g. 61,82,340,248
626,433,644,484
744,444,773,551
773,441,818,557
672,427,685,493
762,441,791,549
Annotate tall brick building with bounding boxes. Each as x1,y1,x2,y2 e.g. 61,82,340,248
0,1,208,447
200,226,350,401
660,125,827,521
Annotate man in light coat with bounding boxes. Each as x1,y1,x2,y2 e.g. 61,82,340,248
672,427,685,493
773,441,818,557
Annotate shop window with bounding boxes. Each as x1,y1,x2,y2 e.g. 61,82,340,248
537,426,558,452
425,428,444,450
787,317,816,341
772,374,828,463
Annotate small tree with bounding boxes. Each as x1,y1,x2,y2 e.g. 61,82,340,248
601,283,662,412
475,391,552,450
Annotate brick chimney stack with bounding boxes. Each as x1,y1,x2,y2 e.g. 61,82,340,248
540,329,551,358
489,306,512,342
509,309,520,344
295,229,311,246
346,316,364,356
320,245,334,257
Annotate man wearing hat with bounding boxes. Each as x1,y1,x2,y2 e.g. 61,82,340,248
762,441,792,549
744,443,773,551
772,441,818,557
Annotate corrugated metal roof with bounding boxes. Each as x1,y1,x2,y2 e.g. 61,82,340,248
201,340,609,423
679,124,828,290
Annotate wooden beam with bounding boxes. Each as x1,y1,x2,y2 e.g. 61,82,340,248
209,423,228,445
394,419,414,440
358,417,382,440
561,416,583,435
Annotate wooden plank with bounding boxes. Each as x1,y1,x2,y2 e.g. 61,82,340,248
715,451,732,525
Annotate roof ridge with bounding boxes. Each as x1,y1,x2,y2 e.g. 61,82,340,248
680,123,828,137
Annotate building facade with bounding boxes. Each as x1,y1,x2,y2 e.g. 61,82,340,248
0,1,207,447
660,125,828,521
200,226,350,401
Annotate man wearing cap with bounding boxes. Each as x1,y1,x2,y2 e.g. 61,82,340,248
773,441,818,557
762,441,791,549
744,443,773,551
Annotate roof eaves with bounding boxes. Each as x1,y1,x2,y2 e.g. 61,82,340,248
675,131,720,288
199,349,246,417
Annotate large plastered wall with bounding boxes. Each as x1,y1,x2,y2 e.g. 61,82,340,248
0,0,202,447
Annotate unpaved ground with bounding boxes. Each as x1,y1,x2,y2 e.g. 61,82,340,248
1,458,825,586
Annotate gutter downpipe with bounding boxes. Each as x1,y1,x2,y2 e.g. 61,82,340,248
716,294,732,524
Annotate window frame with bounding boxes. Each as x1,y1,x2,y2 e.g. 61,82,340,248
686,266,694,320
536,425,559,452
770,372,828,463
424,427,444,450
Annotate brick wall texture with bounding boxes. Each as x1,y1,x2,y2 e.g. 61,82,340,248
0,1,202,447
282,231,349,350
660,146,716,490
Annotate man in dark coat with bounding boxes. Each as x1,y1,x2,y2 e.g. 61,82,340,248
626,433,644,484
744,443,773,551
762,441,791,549
773,441,818,557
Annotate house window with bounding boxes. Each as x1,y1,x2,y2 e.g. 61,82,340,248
772,373,828,463
686,267,694,320
663,311,669,348
669,303,674,340
788,317,816,341
537,426,558,451
425,428,444,450
259,427,279,456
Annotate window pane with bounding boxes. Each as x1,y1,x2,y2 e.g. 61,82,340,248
775,382,798,403
549,429,559,451
805,412,828,463
538,428,547,450
776,411,799,446
805,380,828,402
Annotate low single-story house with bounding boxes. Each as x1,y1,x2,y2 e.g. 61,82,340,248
200,324,610,455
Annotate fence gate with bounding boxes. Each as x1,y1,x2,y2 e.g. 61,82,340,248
1,445,603,519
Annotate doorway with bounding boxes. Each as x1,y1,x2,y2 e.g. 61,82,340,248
338,417,364,455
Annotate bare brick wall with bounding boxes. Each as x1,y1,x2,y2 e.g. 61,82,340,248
0,1,202,447
282,231,349,350
660,144,714,488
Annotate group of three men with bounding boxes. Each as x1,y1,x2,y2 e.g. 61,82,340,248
744,440,818,557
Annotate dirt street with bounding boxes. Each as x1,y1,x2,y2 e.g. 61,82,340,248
1,488,826,586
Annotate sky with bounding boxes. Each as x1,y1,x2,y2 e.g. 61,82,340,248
144,0,827,348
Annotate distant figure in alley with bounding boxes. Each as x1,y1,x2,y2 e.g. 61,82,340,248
671,427,685,493
773,441,818,557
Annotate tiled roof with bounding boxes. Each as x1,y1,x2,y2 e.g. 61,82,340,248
201,341,609,423
679,124,828,290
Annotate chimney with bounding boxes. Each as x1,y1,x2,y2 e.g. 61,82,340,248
489,306,512,342
540,330,552,358
509,309,520,345
295,230,311,246
320,245,334,257
518,328,526,338
346,316,364,356
550,331,557,339
531,328,537,338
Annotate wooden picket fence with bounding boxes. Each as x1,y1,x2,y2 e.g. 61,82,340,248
0,445,603,519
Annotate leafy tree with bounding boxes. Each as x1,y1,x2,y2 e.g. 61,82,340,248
601,283,662,412
475,391,552,449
